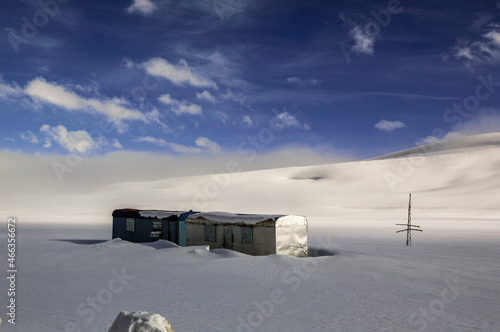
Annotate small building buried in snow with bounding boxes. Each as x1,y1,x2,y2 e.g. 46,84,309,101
112,209,308,257
112,209,196,245
185,212,308,257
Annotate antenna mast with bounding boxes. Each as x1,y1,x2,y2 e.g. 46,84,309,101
396,194,422,246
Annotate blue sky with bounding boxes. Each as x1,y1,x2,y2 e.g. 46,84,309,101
1,0,500,159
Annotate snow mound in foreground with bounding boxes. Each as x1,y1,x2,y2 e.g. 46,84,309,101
108,311,175,332
141,240,180,250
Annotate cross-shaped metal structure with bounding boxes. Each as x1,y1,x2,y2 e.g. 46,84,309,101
396,194,422,246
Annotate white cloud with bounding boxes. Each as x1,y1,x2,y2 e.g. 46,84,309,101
374,119,406,132
134,136,221,154
20,131,39,144
111,139,123,149
42,138,52,148
243,115,253,126
127,0,156,16
25,79,82,109
350,26,375,55
142,58,217,89
340,13,377,56
40,125,98,153
286,77,303,84
196,90,217,103
454,23,500,65
158,94,202,116
25,78,146,128
274,112,310,130
195,137,222,154
134,136,167,146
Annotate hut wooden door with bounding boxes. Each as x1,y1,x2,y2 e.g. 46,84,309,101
223,227,233,250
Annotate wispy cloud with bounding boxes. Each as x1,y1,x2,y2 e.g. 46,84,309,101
243,115,252,126
158,94,202,116
210,0,251,21
142,58,217,89
356,91,458,101
415,132,462,146
274,112,310,130
193,51,246,89
286,77,318,86
196,90,217,103
374,119,406,132
134,136,222,154
441,109,500,138
453,23,500,65
0,81,23,100
468,13,494,32
40,124,98,153
221,90,247,104
214,111,229,124
25,78,146,129
340,13,377,56
20,131,39,144
145,107,171,133
126,0,157,16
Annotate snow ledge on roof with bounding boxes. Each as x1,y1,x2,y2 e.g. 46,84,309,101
139,210,183,219
187,211,287,225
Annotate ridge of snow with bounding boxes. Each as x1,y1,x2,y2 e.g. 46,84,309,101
372,132,500,160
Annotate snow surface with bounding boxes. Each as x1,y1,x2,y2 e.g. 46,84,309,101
0,133,499,331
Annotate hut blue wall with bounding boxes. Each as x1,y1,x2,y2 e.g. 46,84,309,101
112,217,164,243
112,210,197,245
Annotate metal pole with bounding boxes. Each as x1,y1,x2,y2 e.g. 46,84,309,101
407,193,411,246
396,193,422,246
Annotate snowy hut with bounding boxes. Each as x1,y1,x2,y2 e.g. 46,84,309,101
185,212,308,257
112,209,196,244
